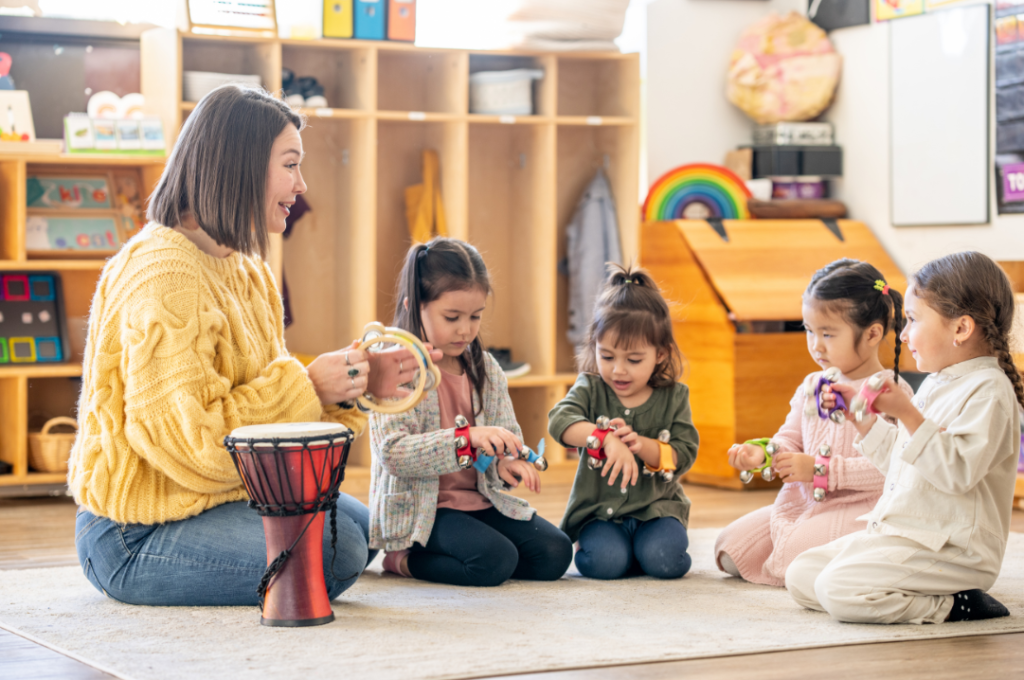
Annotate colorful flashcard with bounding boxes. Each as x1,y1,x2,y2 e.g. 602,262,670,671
64,114,94,150
92,119,117,150
25,215,122,253
26,175,112,210
875,0,925,21
116,119,142,151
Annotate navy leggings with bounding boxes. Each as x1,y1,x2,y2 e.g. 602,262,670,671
575,517,691,580
407,507,572,587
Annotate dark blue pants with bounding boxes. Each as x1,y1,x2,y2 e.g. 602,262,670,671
575,517,691,580
408,507,572,587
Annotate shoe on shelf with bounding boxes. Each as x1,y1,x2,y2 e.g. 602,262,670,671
488,348,531,379
303,83,328,108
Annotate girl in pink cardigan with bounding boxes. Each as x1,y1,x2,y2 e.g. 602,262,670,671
714,259,915,586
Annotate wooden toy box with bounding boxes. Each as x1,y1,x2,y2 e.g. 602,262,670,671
642,219,912,489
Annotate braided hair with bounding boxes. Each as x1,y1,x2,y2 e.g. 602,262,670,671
576,263,684,388
804,258,905,385
911,252,1024,410
392,237,492,413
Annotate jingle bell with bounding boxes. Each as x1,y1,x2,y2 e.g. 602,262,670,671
454,415,468,429
661,470,674,482
596,415,611,430
867,374,886,391
586,435,601,450
533,457,548,471
642,467,654,476
658,429,671,444
850,396,868,422
814,463,826,476
829,410,846,425
813,487,826,502
819,443,832,458
518,447,531,460
454,435,468,450
823,366,842,382
765,441,779,456
739,469,754,484
587,456,604,470
761,467,774,482
458,455,472,469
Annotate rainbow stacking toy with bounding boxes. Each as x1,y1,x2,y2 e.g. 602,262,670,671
642,163,752,221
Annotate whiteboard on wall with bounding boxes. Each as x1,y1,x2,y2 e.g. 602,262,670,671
890,4,990,226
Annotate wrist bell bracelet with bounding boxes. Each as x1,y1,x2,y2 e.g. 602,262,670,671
585,416,612,470
454,414,475,469
815,367,848,425
850,373,887,423
739,438,777,484
643,429,677,482
813,443,832,502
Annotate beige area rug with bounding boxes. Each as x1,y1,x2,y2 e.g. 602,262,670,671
3,529,1024,680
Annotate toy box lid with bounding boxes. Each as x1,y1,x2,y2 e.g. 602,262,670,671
670,219,906,322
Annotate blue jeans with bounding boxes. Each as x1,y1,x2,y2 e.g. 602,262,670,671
575,517,691,580
75,493,376,606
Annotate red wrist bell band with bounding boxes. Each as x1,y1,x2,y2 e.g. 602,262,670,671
454,414,474,469
585,416,612,470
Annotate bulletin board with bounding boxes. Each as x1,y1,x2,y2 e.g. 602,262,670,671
890,4,990,226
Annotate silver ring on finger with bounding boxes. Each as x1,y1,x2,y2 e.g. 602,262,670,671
350,376,356,388
399,360,404,373
345,351,352,366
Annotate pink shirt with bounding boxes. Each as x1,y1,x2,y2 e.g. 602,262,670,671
436,368,492,512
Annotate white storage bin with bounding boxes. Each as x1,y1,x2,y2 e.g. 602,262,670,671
469,69,544,116
183,71,263,103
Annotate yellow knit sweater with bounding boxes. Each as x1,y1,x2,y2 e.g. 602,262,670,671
68,224,366,524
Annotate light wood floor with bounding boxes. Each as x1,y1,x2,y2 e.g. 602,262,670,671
2,484,1023,680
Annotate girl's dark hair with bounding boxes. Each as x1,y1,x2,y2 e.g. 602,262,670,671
392,237,492,411
805,258,905,385
577,263,683,388
147,84,304,258
911,252,1024,410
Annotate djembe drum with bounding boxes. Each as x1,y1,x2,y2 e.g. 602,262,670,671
225,423,354,627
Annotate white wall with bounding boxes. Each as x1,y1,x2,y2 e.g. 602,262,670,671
647,0,1024,272
647,0,805,183
826,16,1024,272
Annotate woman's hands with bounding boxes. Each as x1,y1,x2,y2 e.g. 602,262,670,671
470,426,523,458
727,443,767,471
307,339,444,406
773,452,815,483
307,341,371,405
366,342,444,399
602,434,639,491
497,457,541,493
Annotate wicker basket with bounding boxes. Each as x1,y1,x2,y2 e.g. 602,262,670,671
28,417,78,473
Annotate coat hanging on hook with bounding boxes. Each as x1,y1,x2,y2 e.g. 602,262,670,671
563,168,621,349
405,149,448,244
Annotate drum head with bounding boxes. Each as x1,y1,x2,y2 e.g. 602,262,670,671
227,422,352,447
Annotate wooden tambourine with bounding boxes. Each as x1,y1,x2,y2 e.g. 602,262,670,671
355,322,441,414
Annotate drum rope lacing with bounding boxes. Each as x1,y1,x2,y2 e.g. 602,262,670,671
225,436,359,613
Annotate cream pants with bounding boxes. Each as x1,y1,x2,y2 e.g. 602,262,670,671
785,531,997,624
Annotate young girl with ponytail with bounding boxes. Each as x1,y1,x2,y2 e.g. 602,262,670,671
368,237,572,587
548,264,699,580
715,259,914,586
790,251,1023,624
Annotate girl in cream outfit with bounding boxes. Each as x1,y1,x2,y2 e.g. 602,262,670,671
788,252,1024,624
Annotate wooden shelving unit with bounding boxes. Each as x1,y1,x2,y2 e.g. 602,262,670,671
141,30,640,467
0,154,165,493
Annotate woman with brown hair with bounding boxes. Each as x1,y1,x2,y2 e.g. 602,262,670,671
70,85,432,606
